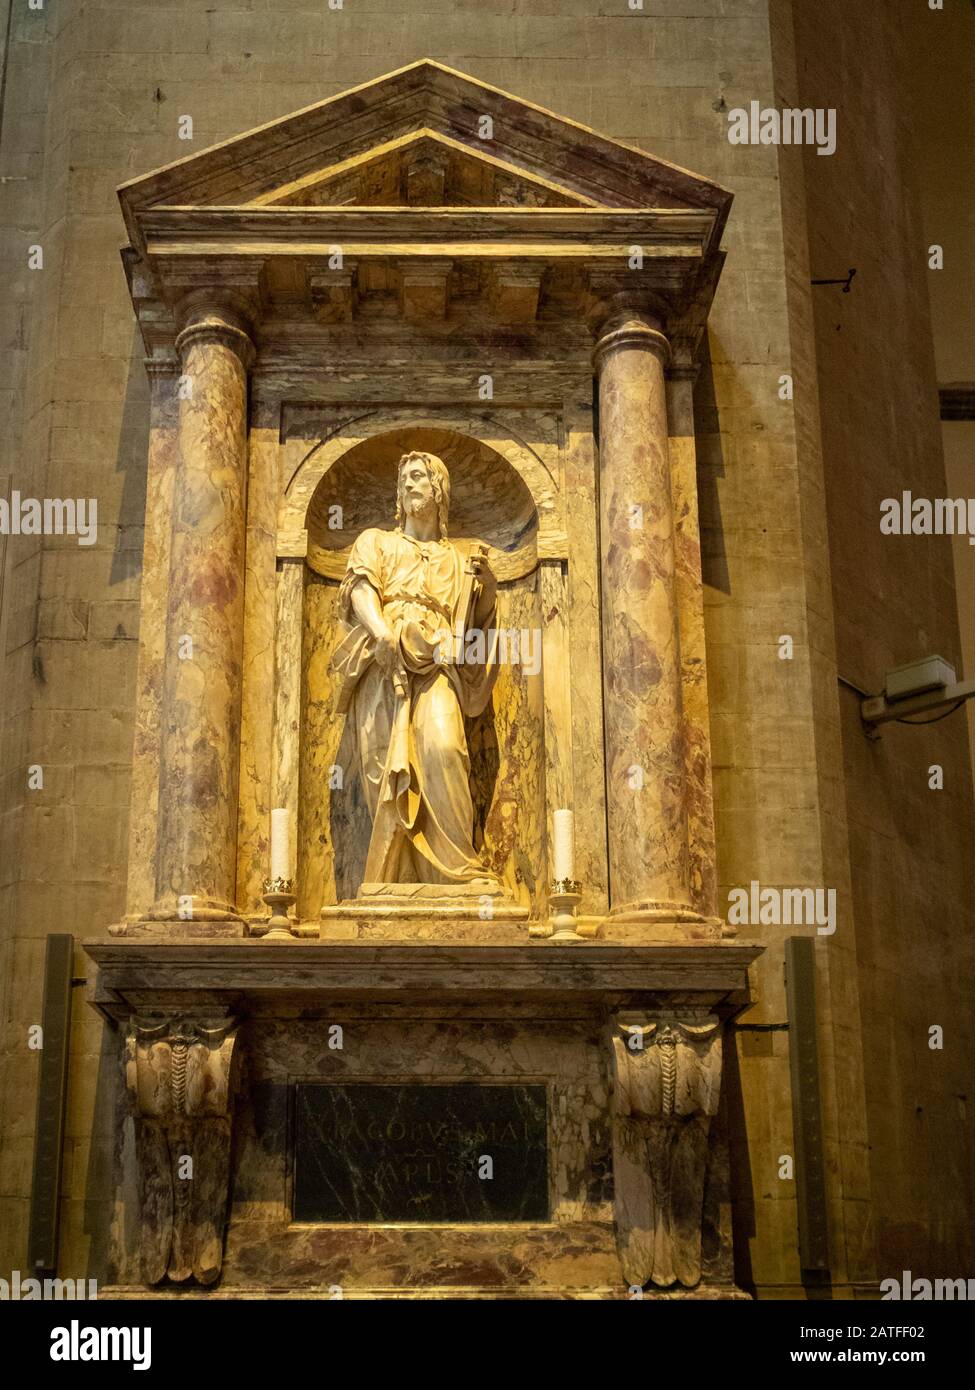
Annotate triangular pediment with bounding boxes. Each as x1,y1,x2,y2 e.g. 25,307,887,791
118,59,730,232
248,130,596,210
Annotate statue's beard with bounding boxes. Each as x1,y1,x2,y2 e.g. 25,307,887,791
405,494,437,523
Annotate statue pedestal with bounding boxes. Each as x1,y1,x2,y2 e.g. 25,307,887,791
86,935,760,1300
320,879,531,939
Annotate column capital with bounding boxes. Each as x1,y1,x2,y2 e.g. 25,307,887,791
592,312,671,372
174,293,256,369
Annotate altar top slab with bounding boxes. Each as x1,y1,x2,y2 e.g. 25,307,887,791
84,938,762,1023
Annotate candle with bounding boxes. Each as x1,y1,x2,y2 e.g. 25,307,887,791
553,808,574,881
270,808,290,882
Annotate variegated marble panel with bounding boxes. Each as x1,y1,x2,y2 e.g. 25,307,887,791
563,393,609,917
235,401,281,917
227,1013,615,1291
204,1011,733,1296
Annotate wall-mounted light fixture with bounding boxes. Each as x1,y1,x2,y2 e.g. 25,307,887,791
859,656,974,734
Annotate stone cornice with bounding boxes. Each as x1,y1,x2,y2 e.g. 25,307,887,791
118,70,731,361
138,204,718,247
85,938,762,1022
130,207,714,340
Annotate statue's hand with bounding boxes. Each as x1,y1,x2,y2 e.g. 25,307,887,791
471,553,497,607
374,626,406,688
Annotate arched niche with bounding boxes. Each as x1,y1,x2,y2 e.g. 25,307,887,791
292,426,547,921
277,408,564,569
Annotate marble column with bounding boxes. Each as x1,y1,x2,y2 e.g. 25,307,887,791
593,308,693,920
151,300,255,922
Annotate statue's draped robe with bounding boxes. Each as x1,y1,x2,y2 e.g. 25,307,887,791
330,527,499,886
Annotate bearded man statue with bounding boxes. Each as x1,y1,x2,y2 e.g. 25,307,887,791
330,450,501,890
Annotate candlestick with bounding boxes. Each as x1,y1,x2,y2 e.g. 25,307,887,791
261,878,296,940
549,882,583,941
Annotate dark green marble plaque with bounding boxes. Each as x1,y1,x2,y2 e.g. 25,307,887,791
293,1083,549,1223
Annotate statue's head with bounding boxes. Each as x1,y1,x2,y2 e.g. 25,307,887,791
395,451,450,538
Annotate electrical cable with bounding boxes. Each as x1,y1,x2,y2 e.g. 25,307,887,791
895,698,967,726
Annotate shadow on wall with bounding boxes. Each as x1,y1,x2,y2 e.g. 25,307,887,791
695,334,730,597
110,331,153,590
724,1027,757,1295
81,1017,120,1284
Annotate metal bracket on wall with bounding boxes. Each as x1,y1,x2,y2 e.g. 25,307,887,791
811,268,856,293
785,935,831,1286
26,934,74,1276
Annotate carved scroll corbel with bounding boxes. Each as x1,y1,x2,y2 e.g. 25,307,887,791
125,1015,240,1286
609,1014,722,1289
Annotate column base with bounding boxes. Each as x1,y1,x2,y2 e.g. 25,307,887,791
112,916,246,939
601,901,729,943
143,894,247,923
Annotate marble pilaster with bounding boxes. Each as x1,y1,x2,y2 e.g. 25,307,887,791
125,359,179,919
667,363,718,920
539,558,572,881
272,558,304,883
235,400,281,918
563,394,609,917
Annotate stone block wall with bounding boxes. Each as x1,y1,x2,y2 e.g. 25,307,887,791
787,0,975,1279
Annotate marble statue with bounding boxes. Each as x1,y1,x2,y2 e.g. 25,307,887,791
331,451,501,890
